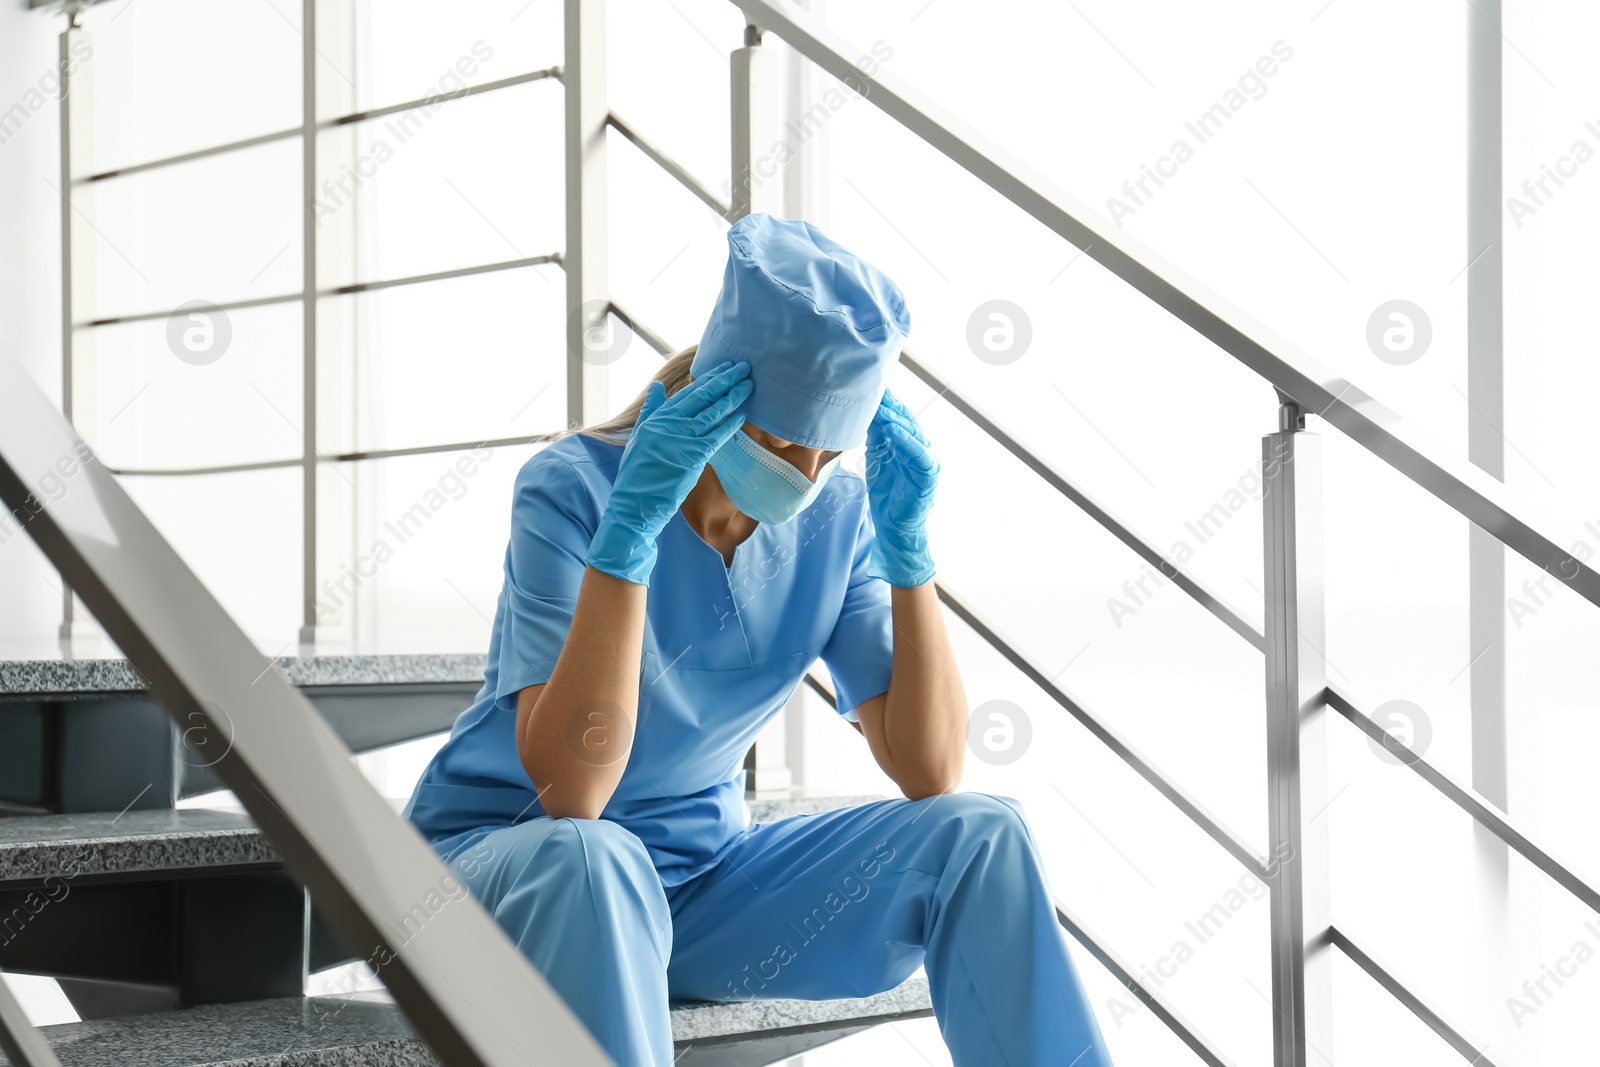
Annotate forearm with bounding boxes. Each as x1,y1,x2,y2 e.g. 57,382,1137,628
517,566,648,819
877,582,967,798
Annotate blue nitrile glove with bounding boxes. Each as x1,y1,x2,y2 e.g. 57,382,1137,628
864,390,939,588
587,360,753,585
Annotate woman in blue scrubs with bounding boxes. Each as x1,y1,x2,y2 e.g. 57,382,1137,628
405,215,1112,1067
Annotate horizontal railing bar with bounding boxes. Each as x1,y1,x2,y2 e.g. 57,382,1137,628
1326,926,1502,1067
90,292,301,328
327,253,562,296
328,66,562,128
734,0,1600,611
1326,684,1600,917
937,581,1270,879
85,127,302,183
901,349,1266,652
1056,898,1236,1067
608,298,678,357
109,456,301,478
83,254,564,330
84,67,563,184
606,111,734,220
108,433,565,478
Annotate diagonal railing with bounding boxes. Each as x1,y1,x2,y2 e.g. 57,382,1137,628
596,4,1600,1063
0,356,611,1067
19,0,1594,1064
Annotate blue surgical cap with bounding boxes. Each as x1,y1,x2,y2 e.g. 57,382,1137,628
692,214,910,452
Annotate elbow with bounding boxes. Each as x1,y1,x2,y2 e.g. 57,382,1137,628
899,778,959,802
541,797,606,821
527,771,608,821
519,751,608,822
896,762,963,802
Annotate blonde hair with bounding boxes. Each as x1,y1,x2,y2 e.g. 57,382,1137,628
572,345,699,444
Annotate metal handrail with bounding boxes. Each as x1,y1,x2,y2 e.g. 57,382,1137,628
0,355,610,1067
1325,684,1600,915
1325,926,1501,1067
936,582,1269,879
606,111,734,221
1055,899,1235,1067
905,348,1600,914
77,67,563,185
731,0,1600,612
900,351,1266,653
27,1,1586,1061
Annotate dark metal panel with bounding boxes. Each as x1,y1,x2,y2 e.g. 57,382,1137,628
59,699,174,813
0,707,48,807
179,874,306,1006
0,882,175,986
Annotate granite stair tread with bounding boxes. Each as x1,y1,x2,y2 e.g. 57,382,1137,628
0,980,933,1065
0,653,490,697
0,797,887,884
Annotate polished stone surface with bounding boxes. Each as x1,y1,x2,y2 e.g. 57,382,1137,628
0,980,932,1066
0,996,431,1067
0,798,888,883
0,654,488,696
0,809,270,883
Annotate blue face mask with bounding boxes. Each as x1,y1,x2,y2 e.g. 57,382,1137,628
707,431,841,525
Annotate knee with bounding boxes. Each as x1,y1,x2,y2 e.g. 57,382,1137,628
937,792,1034,840
487,818,670,961
921,793,1041,871
535,818,659,898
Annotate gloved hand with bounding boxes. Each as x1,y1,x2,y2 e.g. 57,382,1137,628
587,361,753,585
863,390,939,587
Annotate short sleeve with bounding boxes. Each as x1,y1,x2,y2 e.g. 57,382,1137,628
819,504,895,721
492,449,604,701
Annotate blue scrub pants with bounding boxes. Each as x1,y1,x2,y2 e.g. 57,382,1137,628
435,794,1112,1067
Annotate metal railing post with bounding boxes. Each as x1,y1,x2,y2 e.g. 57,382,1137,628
297,0,320,647
564,0,609,427
1262,396,1331,1067
56,4,91,653
730,24,781,221
730,24,795,796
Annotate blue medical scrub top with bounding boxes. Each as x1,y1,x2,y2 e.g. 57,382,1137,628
404,433,895,886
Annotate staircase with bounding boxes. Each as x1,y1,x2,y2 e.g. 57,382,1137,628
0,656,929,1065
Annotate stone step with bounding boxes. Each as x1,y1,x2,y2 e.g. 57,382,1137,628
0,981,933,1066
0,797,887,885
